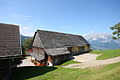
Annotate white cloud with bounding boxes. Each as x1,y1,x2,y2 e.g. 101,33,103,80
20,26,34,36
82,30,95,37
82,34,88,37
19,25,47,36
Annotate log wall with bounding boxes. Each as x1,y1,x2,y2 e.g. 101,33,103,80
67,46,84,55
84,45,90,52
32,47,45,60
52,54,71,65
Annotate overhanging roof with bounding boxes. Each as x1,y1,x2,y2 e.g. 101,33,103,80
44,48,70,56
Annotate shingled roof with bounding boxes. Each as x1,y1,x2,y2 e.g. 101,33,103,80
44,47,70,56
32,30,90,56
0,23,21,57
37,30,89,48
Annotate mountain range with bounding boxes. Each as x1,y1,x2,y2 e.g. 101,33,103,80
84,33,120,50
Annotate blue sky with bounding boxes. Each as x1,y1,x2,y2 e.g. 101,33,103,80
0,0,120,36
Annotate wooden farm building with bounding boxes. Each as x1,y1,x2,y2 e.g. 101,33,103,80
0,23,21,80
31,30,90,66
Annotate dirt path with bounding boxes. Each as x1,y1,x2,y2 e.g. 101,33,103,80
17,56,35,67
73,53,100,62
64,53,120,69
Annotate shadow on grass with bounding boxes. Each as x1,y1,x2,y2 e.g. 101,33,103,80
11,66,57,80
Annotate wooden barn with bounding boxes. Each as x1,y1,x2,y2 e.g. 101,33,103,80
0,23,21,80
31,30,90,66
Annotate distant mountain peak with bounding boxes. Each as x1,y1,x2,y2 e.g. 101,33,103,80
84,33,112,40
83,33,120,50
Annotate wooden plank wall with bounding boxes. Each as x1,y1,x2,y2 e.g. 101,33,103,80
52,54,71,65
67,46,84,55
84,45,90,52
32,47,45,60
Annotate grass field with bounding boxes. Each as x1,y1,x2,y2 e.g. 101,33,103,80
12,49,120,80
12,62,120,80
92,49,120,60
58,60,80,66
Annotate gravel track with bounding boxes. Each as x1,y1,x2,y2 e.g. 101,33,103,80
18,56,35,67
64,53,120,69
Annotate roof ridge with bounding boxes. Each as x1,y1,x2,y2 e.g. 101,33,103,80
0,23,19,26
37,29,82,36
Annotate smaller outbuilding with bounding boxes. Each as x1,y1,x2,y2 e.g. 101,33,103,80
31,30,90,66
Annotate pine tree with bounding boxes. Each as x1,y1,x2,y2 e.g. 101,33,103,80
23,38,33,50
110,23,120,40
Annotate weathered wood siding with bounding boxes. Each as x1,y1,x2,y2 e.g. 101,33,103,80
32,47,45,60
32,32,44,48
79,46,84,53
67,46,84,55
52,54,71,65
84,45,90,52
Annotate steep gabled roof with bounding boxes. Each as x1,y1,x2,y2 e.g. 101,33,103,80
32,30,90,56
36,30,90,49
0,23,21,57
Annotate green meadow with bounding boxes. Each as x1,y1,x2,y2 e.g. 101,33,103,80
12,49,120,80
92,49,120,60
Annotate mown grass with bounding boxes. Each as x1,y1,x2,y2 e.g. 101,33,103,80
60,60,80,66
12,49,120,80
92,49,120,60
12,62,120,80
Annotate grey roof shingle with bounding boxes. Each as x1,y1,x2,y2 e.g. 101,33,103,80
44,48,70,56
37,30,90,49
0,23,21,57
